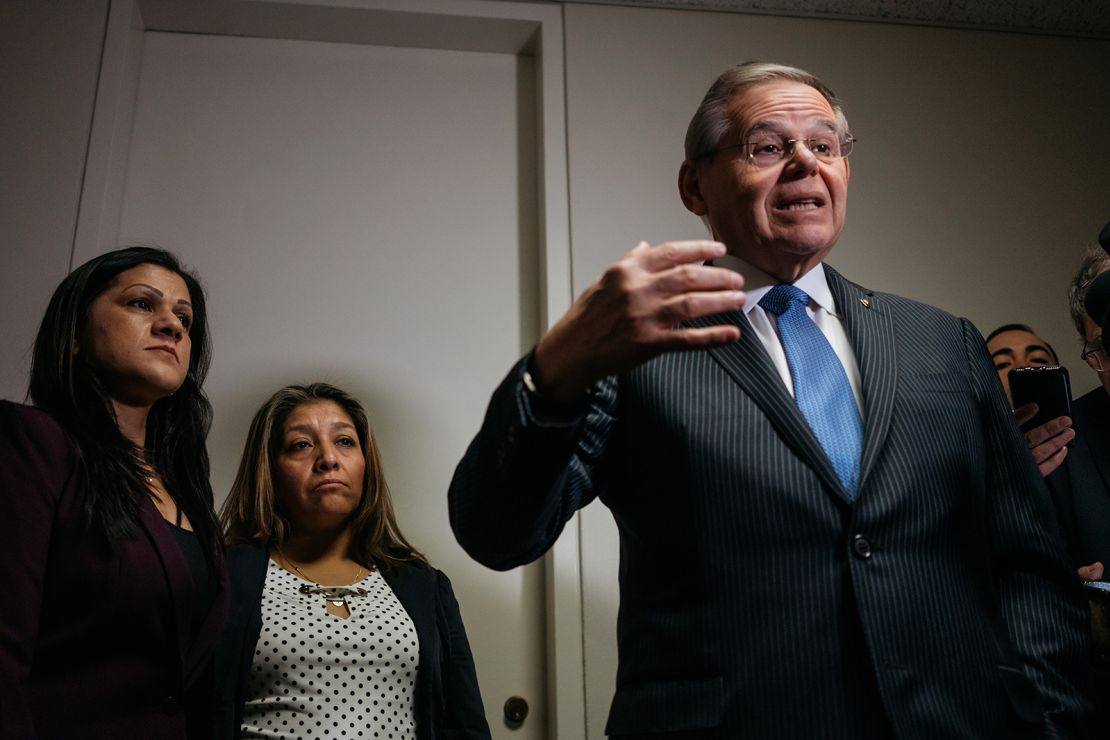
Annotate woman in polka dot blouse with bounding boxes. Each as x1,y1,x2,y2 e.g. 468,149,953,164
211,383,491,740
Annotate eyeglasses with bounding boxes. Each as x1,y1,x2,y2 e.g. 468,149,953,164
699,134,856,167
1082,344,1108,372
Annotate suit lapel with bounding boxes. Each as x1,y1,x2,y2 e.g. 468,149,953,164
134,501,231,685
688,308,850,502
137,498,191,677
824,264,897,492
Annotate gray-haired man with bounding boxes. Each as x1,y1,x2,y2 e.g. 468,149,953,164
451,62,1092,739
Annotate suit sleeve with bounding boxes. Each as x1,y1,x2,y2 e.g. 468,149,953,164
964,320,1094,736
448,354,618,570
435,570,492,740
0,405,77,740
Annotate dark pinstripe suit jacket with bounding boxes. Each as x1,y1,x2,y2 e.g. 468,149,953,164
449,265,1092,739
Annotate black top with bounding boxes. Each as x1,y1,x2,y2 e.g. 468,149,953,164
171,525,219,647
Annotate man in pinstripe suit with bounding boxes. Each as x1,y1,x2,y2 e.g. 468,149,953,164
449,62,1092,738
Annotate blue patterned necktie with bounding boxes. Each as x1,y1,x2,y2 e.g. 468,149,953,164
759,284,863,497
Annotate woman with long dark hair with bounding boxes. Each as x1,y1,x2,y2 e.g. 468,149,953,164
0,247,228,739
214,383,489,740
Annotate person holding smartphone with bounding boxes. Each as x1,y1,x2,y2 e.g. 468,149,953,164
985,324,1075,477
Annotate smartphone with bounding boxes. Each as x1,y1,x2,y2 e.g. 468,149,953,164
1008,365,1072,432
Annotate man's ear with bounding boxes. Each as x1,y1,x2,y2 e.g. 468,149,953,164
678,160,708,216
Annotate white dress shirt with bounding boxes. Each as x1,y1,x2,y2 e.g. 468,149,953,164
712,254,864,415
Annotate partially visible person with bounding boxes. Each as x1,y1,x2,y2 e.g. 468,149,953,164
986,323,1059,402
1046,245,1110,575
215,383,490,740
1046,242,1110,724
0,247,228,739
986,323,1074,477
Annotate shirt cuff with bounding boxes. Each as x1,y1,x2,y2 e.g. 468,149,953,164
515,352,594,428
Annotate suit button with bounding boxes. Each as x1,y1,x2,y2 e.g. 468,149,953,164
851,534,873,560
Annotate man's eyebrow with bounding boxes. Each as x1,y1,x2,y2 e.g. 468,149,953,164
746,117,839,134
990,348,1015,359
1024,344,1052,357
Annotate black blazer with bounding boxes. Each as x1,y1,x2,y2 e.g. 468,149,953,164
450,265,1092,739
211,542,490,740
0,401,229,740
1047,386,1110,568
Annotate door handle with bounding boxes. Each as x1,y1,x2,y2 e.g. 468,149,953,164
503,696,529,724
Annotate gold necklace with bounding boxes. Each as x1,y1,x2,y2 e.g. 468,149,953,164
278,549,370,610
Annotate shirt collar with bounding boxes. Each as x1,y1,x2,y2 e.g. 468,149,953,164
711,254,839,317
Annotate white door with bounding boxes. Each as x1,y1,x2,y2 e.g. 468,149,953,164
81,30,545,738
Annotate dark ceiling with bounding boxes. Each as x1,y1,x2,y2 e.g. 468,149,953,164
563,0,1110,39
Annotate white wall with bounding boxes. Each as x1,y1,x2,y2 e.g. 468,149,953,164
560,5,1110,737
0,0,110,401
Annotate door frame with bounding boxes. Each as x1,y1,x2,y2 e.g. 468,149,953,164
74,1,584,736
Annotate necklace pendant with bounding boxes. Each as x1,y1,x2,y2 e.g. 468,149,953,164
328,597,347,608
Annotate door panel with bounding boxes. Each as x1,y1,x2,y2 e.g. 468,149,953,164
96,31,543,738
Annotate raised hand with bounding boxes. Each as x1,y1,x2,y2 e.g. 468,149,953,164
531,240,747,401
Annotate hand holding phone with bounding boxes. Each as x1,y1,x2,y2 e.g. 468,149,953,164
1008,366,1072,432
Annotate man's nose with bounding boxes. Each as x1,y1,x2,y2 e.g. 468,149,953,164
781,142,820,177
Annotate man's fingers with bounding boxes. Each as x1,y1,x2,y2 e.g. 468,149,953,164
636,240,727,272
654,263,745,297
654,324,741,351
1024,416,1073,447
1029,428,1074,462
1036,445,1068,478
657,290,746,323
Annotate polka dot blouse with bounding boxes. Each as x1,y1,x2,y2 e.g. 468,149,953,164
240,559,420,739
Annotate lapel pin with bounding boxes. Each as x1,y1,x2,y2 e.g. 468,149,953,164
859,297,871,308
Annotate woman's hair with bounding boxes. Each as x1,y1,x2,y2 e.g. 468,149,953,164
221,383,425,569
29,246,221,563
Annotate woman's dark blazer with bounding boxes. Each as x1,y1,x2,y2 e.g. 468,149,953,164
0,401,230,740
212,541,491,740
